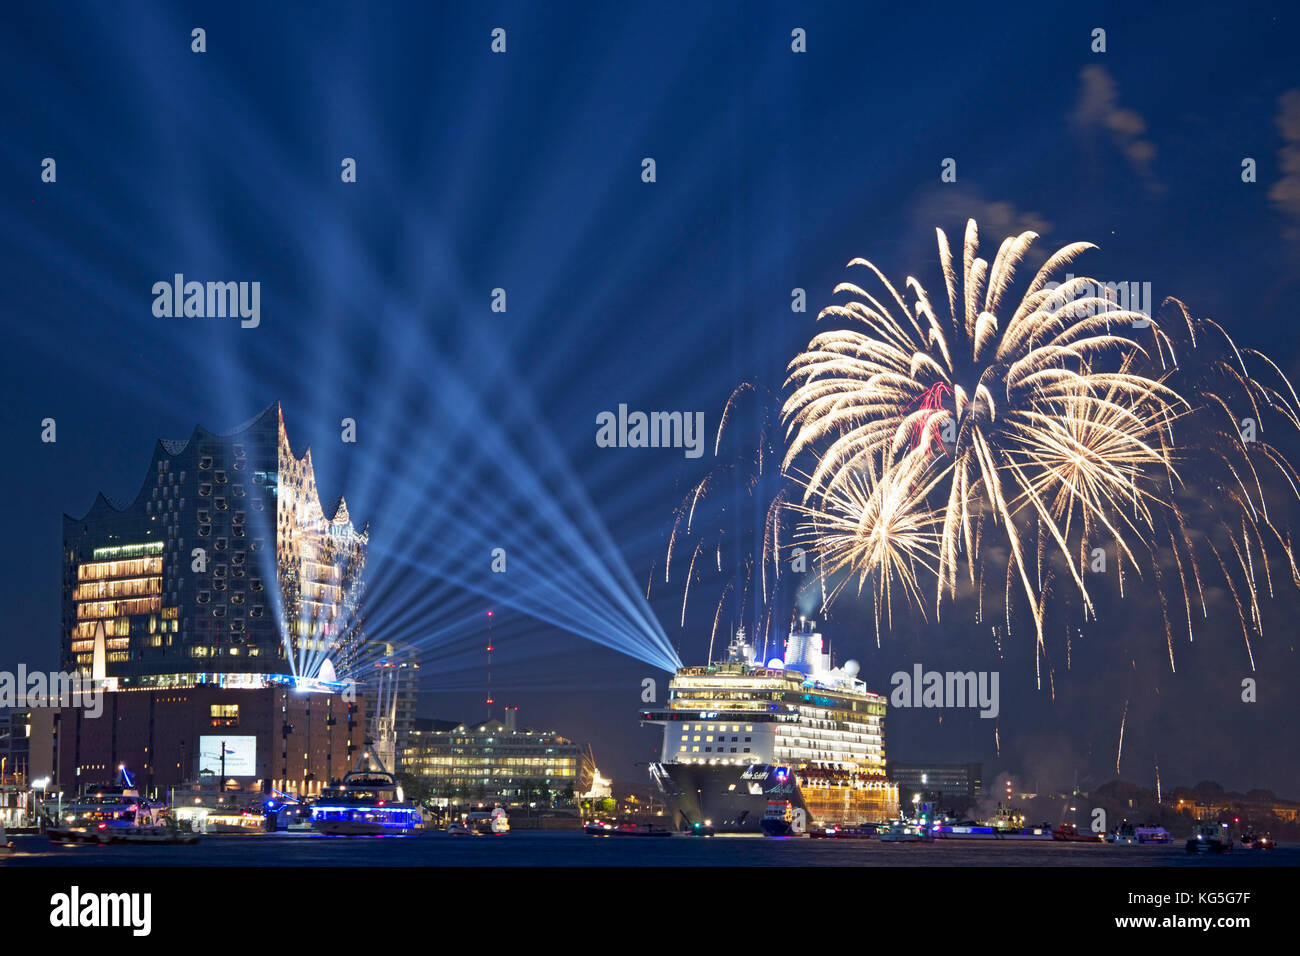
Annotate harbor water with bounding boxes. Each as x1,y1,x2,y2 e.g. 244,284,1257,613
3,830,1296,867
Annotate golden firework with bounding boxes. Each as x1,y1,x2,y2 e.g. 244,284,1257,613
782,220,1300,674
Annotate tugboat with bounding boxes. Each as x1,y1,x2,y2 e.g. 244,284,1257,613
760,800,802,837
1186,822,1232,854
311,752,424,836
1240,828,1276,850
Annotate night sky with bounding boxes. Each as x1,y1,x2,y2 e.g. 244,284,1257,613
3,1,1299,796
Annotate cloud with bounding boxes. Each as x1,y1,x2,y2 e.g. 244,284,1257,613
1073,65,1161,191
903,187,1052,265
1269,89,1300,240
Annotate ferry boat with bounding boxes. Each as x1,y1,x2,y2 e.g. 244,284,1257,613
643,622,898,834
878,819,934,842
809,824,876,839
1135,825,1172,844
311,752,424,836
929,823,1053,840
584,820,673,837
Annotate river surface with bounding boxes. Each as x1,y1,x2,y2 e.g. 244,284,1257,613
3,830,1297,866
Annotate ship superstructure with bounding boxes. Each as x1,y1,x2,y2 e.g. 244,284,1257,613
642,620,898,832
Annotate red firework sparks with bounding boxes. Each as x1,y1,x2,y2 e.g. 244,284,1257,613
910,383,952,456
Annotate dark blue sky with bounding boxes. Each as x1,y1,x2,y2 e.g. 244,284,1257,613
3,1,1299,795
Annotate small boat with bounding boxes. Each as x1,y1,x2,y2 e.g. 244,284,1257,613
1052,823,1103,843
809,825,875,839
584,820,672,837
1240,828,1276,850
1107,822,1140,846
878,819,934,843
465,806,509,835
445,820,473,835
1186,822,1232,854
0,826,13,854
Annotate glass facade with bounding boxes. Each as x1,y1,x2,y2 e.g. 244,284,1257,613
61,403,368,686
401,718,580,802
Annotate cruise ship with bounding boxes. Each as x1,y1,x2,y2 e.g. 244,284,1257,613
642,620,898,833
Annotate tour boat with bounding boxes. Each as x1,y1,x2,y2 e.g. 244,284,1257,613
47,767,195,844
311,753,424,836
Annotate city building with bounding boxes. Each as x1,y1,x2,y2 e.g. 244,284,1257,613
53,404,368,794
55,684,359,796
62,401,368,686
890,762,983,805
401,712,581,805
0,708,31,784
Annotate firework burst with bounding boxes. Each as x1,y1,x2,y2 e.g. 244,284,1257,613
782,220,1300,674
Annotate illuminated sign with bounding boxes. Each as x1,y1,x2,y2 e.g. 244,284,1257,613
197,736,257,777
92,542,164,560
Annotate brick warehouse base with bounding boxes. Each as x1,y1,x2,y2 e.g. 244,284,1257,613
53,685,365,797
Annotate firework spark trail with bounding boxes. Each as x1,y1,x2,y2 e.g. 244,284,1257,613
659,384,799,653
1116,699,1128,775
779,220,1300,670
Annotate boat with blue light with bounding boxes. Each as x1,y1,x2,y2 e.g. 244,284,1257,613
311,752,424,836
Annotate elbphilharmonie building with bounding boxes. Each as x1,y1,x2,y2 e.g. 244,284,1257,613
62,402,368,689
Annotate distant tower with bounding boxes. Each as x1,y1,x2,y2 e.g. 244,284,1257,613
485,610,495,719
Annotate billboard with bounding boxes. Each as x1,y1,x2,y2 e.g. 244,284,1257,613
197,736,258,778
